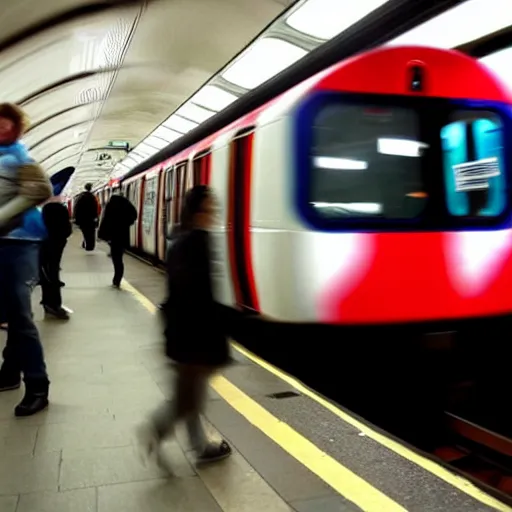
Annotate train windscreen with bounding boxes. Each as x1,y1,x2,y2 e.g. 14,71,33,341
306,97,508,230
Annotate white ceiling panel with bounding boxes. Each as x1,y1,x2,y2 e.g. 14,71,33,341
21,72,115,125
23,103,97,148
285,0,389,40
30,122,93,163
41,144,82,173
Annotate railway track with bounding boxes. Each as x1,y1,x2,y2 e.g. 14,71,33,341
435,412,512,499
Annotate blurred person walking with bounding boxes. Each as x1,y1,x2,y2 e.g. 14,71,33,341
0,103,53,416
137,185,232,466
74,183,98,251
98,190,137,288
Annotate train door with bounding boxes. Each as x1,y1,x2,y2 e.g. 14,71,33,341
163,165,172,232
227,129,259,312
128,179,143,250
126,183,136,247
193,151,211,186
136,178,145,250
141,174,159,256
173,162,188,228
156,169,167,262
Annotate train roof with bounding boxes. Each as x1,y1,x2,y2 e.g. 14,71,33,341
134,45,512,180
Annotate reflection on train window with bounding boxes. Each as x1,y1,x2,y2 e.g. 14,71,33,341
441,111,505,217
310,103,428,219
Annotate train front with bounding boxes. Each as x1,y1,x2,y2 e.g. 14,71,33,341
289,46,512,330
260,45,512,447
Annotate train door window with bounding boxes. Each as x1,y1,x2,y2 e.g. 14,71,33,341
441,111,506,218
309,103,428,221
228,129,259,312
174,162,187,224
193,158,202,185
193,151,211,185
165,167,173,235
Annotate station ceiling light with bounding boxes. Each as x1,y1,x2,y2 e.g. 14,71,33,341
222,37,307,90
134,142,158,158
480,46,512,86
162,114,198,134
388,0,512,48
175,103,216,124
144,135,169,150
285,0,390,40
152,126,182,144
189,85,238,112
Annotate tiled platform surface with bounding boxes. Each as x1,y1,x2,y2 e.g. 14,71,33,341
0,239,341,512
0,236,510,512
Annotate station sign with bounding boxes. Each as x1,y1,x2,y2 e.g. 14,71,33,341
107,140,130,150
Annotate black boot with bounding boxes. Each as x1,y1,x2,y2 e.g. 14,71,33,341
15,378,49,417
0,366,21,392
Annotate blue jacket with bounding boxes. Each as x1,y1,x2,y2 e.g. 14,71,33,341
0,141,47,242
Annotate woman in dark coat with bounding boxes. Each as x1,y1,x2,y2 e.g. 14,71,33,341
138,185,232,464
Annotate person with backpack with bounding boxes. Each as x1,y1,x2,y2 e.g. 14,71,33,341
0,103,53,417
40,197,72,319
98,190,137,288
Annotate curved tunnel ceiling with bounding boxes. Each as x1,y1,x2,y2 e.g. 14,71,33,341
5,0,512,196
0,0,299,195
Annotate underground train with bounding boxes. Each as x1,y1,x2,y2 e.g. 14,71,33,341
92,45,512,327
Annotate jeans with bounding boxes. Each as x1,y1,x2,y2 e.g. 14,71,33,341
111,241,125,286
40,238,67,309
0,242,47,380
151,364,212,452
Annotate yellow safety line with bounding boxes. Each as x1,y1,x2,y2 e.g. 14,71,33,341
231,343,512,512
122,278,511,512
211,375,406,512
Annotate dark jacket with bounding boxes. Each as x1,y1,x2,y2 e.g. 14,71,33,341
163,228,230,366
98,195,137,246
42,202,72,240
74,191,98,227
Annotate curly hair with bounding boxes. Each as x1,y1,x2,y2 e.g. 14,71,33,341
0,103,30,137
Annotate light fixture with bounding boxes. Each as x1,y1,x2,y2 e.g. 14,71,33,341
144,136,169,150
377,138,429,157
189,85,237,111
222,38,307,90
286,0,390,40
162,115,198,134
175,102,216,123
314,156,368,170
480,46,512,87
135,143,158,157
313,201,382,214
152,126,182,143
387,0,512,49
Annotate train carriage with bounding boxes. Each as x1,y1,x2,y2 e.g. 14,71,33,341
116,45,512,330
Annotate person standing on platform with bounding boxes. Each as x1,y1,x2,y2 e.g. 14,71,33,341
74,183,98,251
137,185,232,466
98,190,137,288
0,103,53,417
40,197,72,319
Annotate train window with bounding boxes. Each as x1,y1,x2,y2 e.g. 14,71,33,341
310,103,427,220
193,159,202,185
441,111,506,218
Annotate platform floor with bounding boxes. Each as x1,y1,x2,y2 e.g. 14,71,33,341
0,236,510,512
